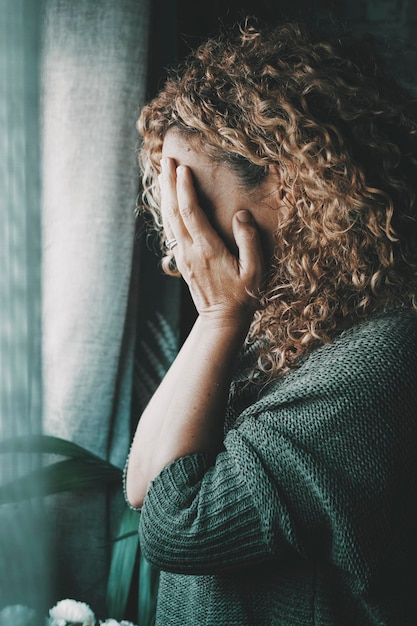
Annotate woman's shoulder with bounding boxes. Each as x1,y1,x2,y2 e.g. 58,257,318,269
315,306,417,366
239,307,417,380
230,307,417,426
290,306,416,392
314,306,417,384
340,305,417,343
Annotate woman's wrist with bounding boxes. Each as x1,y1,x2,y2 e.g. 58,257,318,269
195,311,253,346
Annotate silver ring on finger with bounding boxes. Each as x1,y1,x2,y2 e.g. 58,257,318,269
165,238,178,251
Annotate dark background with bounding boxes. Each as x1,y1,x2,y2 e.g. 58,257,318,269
149,0,417,96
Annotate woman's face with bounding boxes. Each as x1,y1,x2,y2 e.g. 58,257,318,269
161,130,283,259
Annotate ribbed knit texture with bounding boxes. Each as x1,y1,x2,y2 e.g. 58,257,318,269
138,308,417,625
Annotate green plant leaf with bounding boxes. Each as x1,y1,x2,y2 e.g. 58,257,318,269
0,457,122,503
111,530,138,542
0,434,104,461
106,506,140,619
138,554,159,626
136,313,178,411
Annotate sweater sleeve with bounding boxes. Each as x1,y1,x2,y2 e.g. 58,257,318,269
139,440,298,575
138,310,417,586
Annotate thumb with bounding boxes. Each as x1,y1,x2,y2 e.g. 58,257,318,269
233,210,264,281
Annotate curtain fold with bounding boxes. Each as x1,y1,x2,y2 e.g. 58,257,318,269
40,0,149,612
0,0,47,612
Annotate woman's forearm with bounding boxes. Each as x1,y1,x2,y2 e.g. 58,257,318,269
125,155,264,508
125,315,250,508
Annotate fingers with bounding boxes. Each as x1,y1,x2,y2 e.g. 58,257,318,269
232,211,264,283
158,176,174,242
175,166,215,244
160,158,190,245
160,159,222,252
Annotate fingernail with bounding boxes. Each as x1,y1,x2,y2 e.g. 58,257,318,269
176,165,185,177
236,210,252,223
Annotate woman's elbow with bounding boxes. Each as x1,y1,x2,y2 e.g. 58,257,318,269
125,461,147,509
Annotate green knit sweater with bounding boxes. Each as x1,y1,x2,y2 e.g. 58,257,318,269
137,308,417,625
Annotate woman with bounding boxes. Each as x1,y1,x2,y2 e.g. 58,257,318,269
125,21,417,625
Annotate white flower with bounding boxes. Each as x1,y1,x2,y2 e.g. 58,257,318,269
99,620,137,626
0,604,37,626
100,617,135,626
49,599,95,626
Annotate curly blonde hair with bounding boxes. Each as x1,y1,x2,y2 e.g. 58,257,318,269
137,20,417,378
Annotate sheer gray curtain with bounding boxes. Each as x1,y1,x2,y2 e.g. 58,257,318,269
0,0,45,612
41,0,149,612
1,0,150,615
